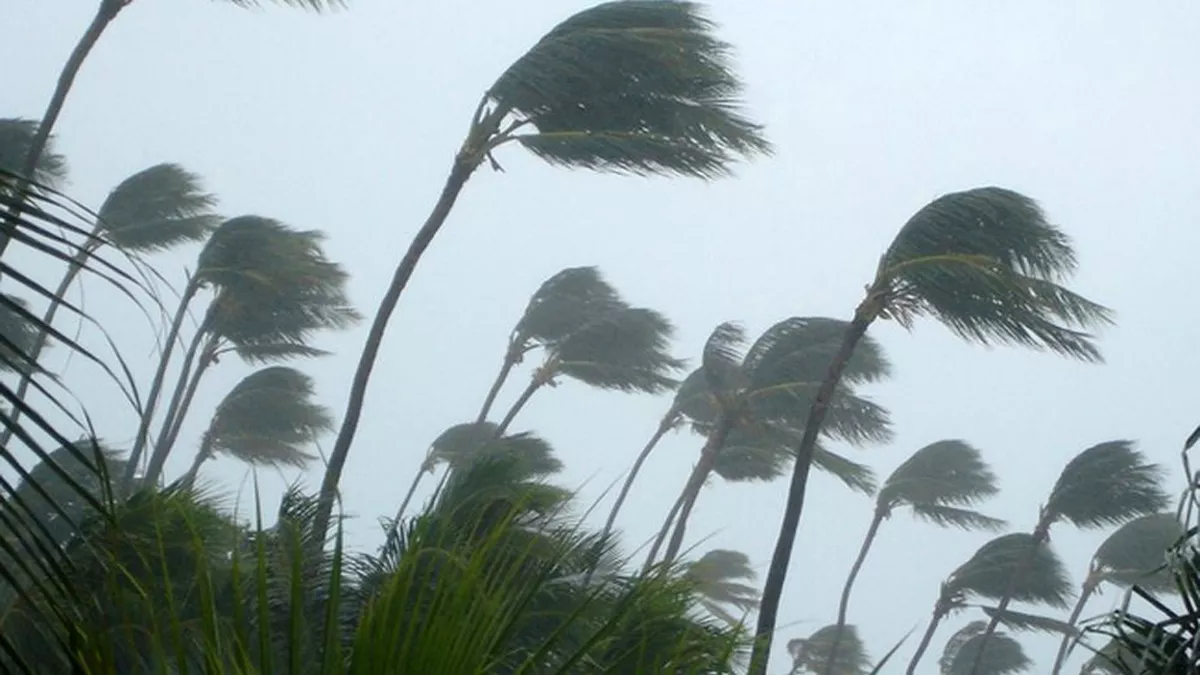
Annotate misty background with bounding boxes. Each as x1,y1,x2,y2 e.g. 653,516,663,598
5,1,1198,672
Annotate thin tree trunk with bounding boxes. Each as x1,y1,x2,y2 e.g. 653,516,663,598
475,345,519,424
0,0,124,259
1050,576,1098,675
156,343,215,459
598,412,676,545
122,277,200,490
312,155,481,541
140,321,211,482
179,440,213,489
905,609,944,675
966,524,1048,675
388,461,432,540
494,377,542,438
823,509,886,675
643,487,687,573
662,419,733,564
750,312,874,675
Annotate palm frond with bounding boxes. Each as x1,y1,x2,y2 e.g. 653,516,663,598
879,439,1002,513
675,367,720,426
553,305,684,392
743,316,891,388
514,266,626,346
701,321,747,399
945,533,1074,610
939,621,1031,675
1045,440,1169,530
430,422,563,479
1091,513,1181,592
684,549,759,621
910,503,1007,531
0,294,46,375
979,606,1077,635
0,118,68,189
95,163,220,252
219,0,346,11
489,0,771,178
789,623,873,675
229,341,331,364
812,445,878,494
708,422,875,492
878,187,1113,361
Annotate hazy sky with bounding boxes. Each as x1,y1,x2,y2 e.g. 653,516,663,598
6,1,1200,673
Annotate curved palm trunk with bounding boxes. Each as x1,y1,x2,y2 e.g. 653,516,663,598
0,0,125,258
1050,576,1099,675
662,419,734,564
141,327,211,486
313,154,482,541
179,436,214,489
388,461,433,538
966,524,1048,675
494,377,544,438
475,344,520,424
823,508,887,675
644,488,688,573
122,277,200,489
905,609,946,675
598,412,676,545
750,312,873,675
156,344,215,459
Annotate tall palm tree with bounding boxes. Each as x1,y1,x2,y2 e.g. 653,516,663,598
476,265,625,423
822,440,1006,675
752,188,1114,675
0,0,342,259
1049,512,1182,675
494,303,683,436
682,548,760,626
939,621,1031,675
122,216,348,488
905,533,1073,675
178,366,333,486
787,624,872,675
654,317,890,566
969,441,1168,675
1,162,220,450
315,0,772,539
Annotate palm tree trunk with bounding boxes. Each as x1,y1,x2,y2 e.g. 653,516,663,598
643,487,687,573
141,326,211,487
904,609,945,675
598,412,676,545
313,154,482,541
749,311,874,675
1050,576,1098,675
662,419,733,564
387,460,433,542
823,508,887,675
494,377,543,437
966,524,1048,675
0,0,125,259
179,439,213,489
156,344,215,459
121,277,200,489
475,343,520,424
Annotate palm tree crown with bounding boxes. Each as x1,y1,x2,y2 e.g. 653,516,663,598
683,548,760,626
0,118,68,189
95,163,219,252
876,440,1006,529
1039,440,1168,534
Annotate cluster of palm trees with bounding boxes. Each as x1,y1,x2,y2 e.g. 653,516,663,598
0,0,1194,674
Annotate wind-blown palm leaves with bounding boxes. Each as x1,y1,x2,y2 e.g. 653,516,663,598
787,624,872,675
652,317,890,566
939,622,1031,675
904,533,1073,675
969,441,1168,674
683,548,760,626
0,118,68,192
1050,513,1183,675
823,440,1005,675
753,188,1114,675
316,0,771,539
179,367,333,486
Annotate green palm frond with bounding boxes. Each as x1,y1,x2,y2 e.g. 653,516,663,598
552,305,684,392
939,621,1031,675
229,341,331,364
201,366,333,468
879,440,1001,511
514,266,626,346
0,294,45,375
684,549,759,624
701,321,748,399
707,423,876,492
743,317,890,388
909,504,1007,531
0,118,68,189
874,187,1113,361
945,533,1074,610
979,606,1076,635
430,422,563,478
789,623,872,675
675,367,720,427
96,163,220,252
811,445,877,494
219,0,346,11
487,0,771,178
1091,513,1181,592
1044,441,1169,530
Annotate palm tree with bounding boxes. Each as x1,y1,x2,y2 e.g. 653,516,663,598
1049,512,1182,675
178,366,333,486
752,187,1115,675
969,441,1168,674
0,118,68,192
0,0,342,258
939,621,1032,675
682,548,760,626
822,440,1006,675
0,162,220,450
476,265,625,424
494,303,683,436
905,533,1073,675
787,624,872,675
654,317,890,566
314,0,772,539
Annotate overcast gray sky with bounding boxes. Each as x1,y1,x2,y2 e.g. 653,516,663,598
5,1,1200,673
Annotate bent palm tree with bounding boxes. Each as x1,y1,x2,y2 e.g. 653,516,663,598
822,440,1005,675
787,624,872,675
969,441,1167,675
315,0,771,538
179,366,333,486
1049,512,1182,675
905,533,1073,675
655,317,890,565
939,621,1031,675
753,188,1114,675
682,548,760,626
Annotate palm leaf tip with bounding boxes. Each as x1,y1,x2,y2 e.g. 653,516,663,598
204,366,332,468
554,305,685,393
879,439,1002,514
1091,512,1182,591
97,163,221,252
1045,440,1169,530
880,186,1114,362
488,0,771,178
0,117,69,189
